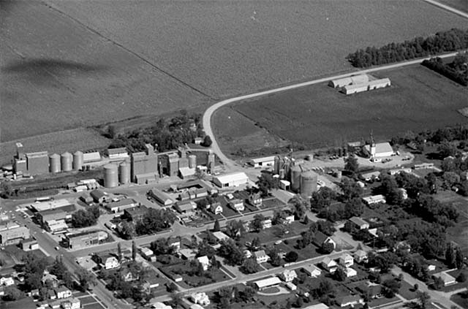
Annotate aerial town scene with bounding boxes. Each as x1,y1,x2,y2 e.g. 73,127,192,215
1,1,468,309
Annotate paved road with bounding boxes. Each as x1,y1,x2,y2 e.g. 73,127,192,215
424,0,468,19
202,52,462,171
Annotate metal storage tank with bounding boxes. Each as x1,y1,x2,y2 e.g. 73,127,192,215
73,151,84,171
207,153,215,170
300,171,318,198
61,152,73,172
104,164,118,188
49,154,61,173
290,165,302,192
273,156,281,174
119,161,130,185
188,155,197,169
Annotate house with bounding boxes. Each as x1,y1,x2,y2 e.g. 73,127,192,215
279,269,297,282
286,282,297,291
123,205,148,222
197,256,211,271
353,250,368,263
212,231,230,242
105,198,138,213
148,188,174,207
229,198,245,212
171,274,183,282
142,276,164,291
314,232,337,249
190,292,210,306
320,257,337,273
302,304,330,309
54,286,72,299
248,193,263,207
342,267,357,278
284,214,295,224
427,264,436,272
179,248,196,260
121,268,139,282
261,219,272,229
48,289,57,300
357,284,382,299
210,202,223,215
20,238,39,251
337,295,363,307
41,271,58,287
175,201,196,215
254,277,282,290
434,272,456,286
348,217,370,230
76,256,97,271
253,250,269,263
362,195,386,205
97,255,120,270
140,247,156,261
361,171,381,182
168,238,181,251
302,264,322,278
339,253,354,267
90,189,108,204
151,302,173,309
61,298,81,309
0,277,14,286
244,250,252,259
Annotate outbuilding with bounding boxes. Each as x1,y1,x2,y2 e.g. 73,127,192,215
254,277,281,290
213,172,249,188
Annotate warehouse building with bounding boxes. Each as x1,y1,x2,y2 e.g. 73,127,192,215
131,144,158,183
0,222,30,245
30,199,74,212
248,156,275,168
35,208,70,226
329,74,369,88
213,172,249,188
26,151,49,175
362,195,386,205
63,230,108,249
148,188,174,207
105,198,139,213
107,148,129,161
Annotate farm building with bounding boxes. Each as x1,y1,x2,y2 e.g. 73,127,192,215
83,152,101,163
254,277,282,290
213,172,249,188
30,199,73,212
362,195,386,205
107,148,129,161
105,198,139,213
341,83,369,95
329,75,369,88
248,156,275,168
340,78,391,95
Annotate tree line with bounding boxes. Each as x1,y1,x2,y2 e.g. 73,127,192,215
422,53,468,86
347,28,468,68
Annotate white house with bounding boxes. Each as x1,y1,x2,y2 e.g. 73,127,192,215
348,217,370,230
434,272,456,286
353,250,368,263
210,203,223,215
254,277,281,290
197,256,211,271
321,257,337,273
102,256,120,270
254,250,269,263
0,277,14,286
302,264,322,278
343,267,357,278
279,269,297,282
261,219,272,229
284,214,295,224
213,172,249,188
229,198,245,212
339,253,354,267
54,286,72,299
338,295,363,307
286,282,297,291
213,231,230,242
190,292,210,306
362,195,386,205
248,193,263,207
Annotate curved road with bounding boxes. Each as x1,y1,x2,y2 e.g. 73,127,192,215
202,52,462,170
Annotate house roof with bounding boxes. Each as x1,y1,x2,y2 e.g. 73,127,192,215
303,264,321,274
340,253,353,261
250,156,276,164
437,272,456,283
107,198,137,209
349,217,368,227
254,250,267,258
197,256,210,265
338,295,362,305
213,231,230,241
282,269,297,277
90,189,107,199
177,201,196,212
314,231,330,244
149,188,173,204
214,172,249,184
254,277,281,288
354,250,367,257
321,257,337,266
303,304,330,309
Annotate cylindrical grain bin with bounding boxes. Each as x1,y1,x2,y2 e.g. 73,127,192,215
290,165,302,192
73,151,84,171
61,152,73,172
188,155,197,169
104,164,118,188
49,154,61,173
300,171,318,198
119,161,130,185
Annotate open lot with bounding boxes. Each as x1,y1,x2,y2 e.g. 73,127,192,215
216,65,468,155
2,0,467,147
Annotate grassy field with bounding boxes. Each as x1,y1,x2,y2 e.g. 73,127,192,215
215,65,468,155
1,0,466,146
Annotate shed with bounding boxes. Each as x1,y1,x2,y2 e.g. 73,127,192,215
254,277,281,290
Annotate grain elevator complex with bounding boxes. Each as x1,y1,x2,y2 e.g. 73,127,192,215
7,142,217,189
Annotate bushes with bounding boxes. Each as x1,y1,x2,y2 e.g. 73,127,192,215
347,28,468,68
422,58,468,86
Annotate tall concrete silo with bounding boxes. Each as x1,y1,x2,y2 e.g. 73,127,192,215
188,155,197,169
300,171,318,198
73,151,84,171
290,165,302,192
61,152,73,172
273,156,281,174
119,161,130,185
104,164,118,188
207,153,215,171
49,154,61,173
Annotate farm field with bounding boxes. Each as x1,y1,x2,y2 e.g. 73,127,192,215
1,0,467,146
214,64,468,155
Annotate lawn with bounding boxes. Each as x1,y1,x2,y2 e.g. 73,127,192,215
398,280,419,301
451,291,468,309
216,64,468,156
159,262,230,289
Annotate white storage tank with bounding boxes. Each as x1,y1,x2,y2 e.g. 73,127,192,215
119,161,130,185
188,155,197,169
61,152,73,172
73,151,84,171
49,154,61,173
104,164,118,188
300,171,318,198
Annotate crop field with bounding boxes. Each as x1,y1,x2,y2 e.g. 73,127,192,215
216,64,468,154
1,0,467,147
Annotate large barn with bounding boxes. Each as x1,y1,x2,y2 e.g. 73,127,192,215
213,172,249,188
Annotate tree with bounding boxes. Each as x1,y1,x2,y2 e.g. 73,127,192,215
344,154,359,174
432,276,444,290
382,279,401,298
285,251,299,263
417,291,430,309
455,248,465,269
119,220,135,239
299,230,314,249
334,267,347,281
50,256,67,279
117,243,123,262
250,214,266,232
4,286,24,301
167,282,179,293
213,219,221,232
289,195,308,221
217,239,245,266
169,292,184,308
225,220,245,239
202,135,213,147
445,243,456,268
135,208,177,235
240,257,259,274
456,272,466,283
132,241,137,261
413,283,419,291
75,267,97,291
256,173,279,197
339,177,363,201
321,242,334,254
71,207,100,228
